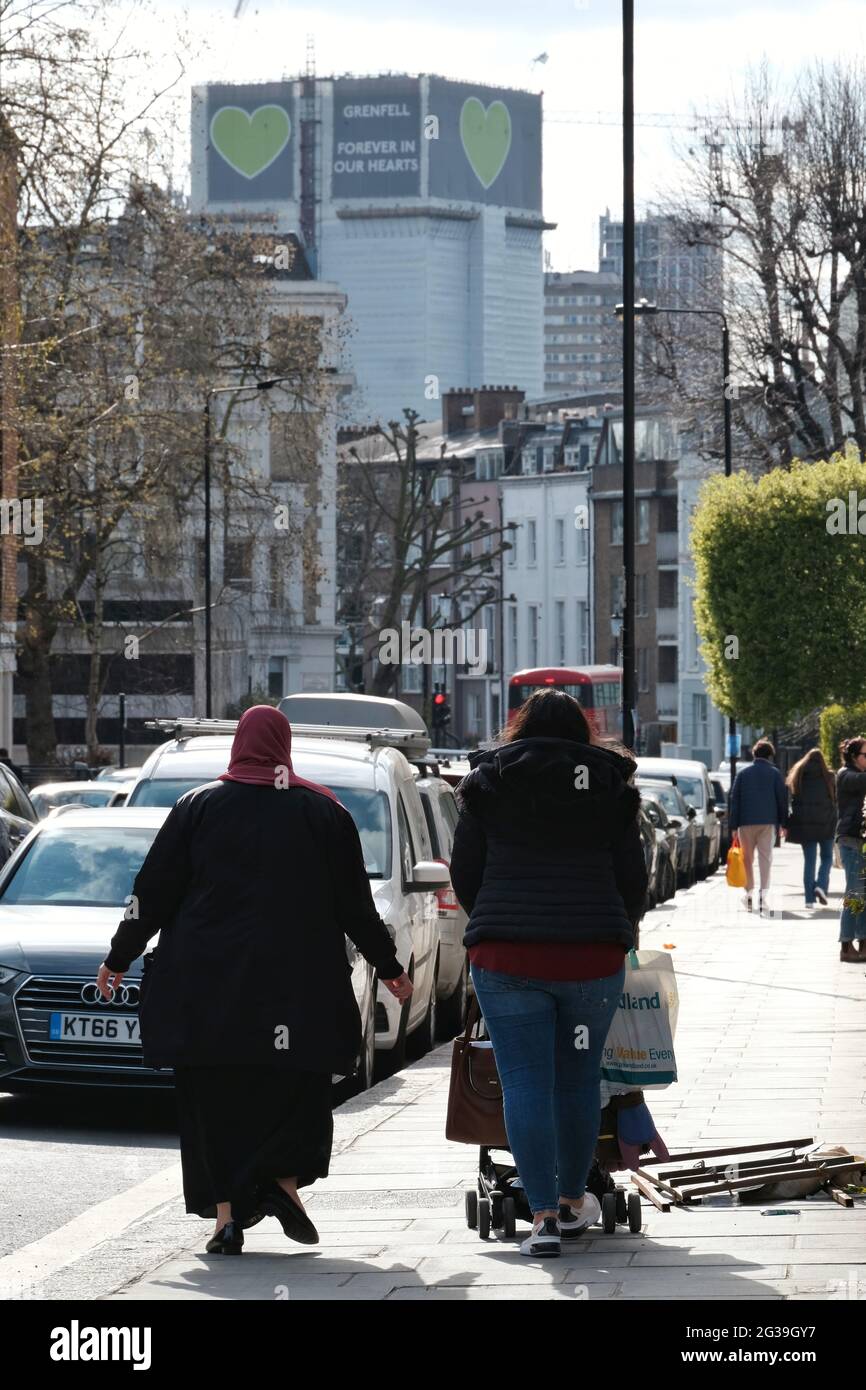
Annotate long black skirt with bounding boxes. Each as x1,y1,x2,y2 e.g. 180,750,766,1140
174,1064,334,1227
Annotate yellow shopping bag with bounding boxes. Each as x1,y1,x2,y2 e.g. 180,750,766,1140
726,836,746,889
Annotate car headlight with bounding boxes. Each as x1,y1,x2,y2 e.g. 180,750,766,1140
0,965,21,988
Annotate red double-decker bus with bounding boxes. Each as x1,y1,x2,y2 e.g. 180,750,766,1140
507,666,623,736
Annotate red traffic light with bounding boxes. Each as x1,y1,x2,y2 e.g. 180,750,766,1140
433,692,447,705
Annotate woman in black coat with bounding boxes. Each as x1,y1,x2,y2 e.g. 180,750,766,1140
97,705,412,1254
834,736,866,962
784,748,837,909
449,689,647,1258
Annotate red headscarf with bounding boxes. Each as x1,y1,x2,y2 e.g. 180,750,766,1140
219,704,339,801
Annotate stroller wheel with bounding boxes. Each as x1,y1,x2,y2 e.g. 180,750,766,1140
478,1196,491,1240
601,1192,618,1234
490,1194,503,1229
502,1196,517,1239
615,1189,628,1225
628,1192,642,1233
465,1189,478,1230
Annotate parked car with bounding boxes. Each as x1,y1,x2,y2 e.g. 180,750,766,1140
637,804,662,909
637,777,699,888
0,807,378,1095
125,706,450,1076
710,776,732,858
0,762,38,856
414,768,470,1038
636,758,721,877
640,791,678,902
30,781,126,819
95,766,142,784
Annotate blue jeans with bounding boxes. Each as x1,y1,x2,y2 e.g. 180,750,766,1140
801,839,833,904
839,842,866,942
469,962,625,1216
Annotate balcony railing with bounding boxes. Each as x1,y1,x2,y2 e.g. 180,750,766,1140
656,606,678,640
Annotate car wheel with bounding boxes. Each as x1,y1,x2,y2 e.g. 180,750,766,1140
407,954,438,1060
352,989,377,1095
436,959,468,1041
373,968,411,1081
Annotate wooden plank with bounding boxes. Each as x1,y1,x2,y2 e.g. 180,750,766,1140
662,1157,828,1187
828,1184,855,1209
658,1153,811,1183
675,1158,855,1199
637,1138,815,1166
631,1173,671,1212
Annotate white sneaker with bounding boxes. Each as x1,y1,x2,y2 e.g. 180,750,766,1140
558,1192,601,1240
743,893,753,912
520,1215,561,1257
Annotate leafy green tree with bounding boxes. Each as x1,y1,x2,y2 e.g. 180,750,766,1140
692,449,866,727
819,702,866,769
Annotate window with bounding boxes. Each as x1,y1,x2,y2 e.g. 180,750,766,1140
555,600,566,664
576,600,589,664
224,540,253,584
636,572,648,616
658,496,678,532
575,521,588,564
611,501,623,545
270,410,320,483
638,647,650,692
611,573,625,614
658,645,678,683
527,519,538,565
659,569,678,607
637,498,650,544
269,545,286,608
528,605,539,666
693,693,709,747
266,657,285,699
483,603,496,674
555,518,565,565
467,692,483,736
508,604,518,672
507,524,518,566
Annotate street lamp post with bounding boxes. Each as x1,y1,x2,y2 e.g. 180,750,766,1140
621,0,636,750
203,375,298,717
614,298,738,789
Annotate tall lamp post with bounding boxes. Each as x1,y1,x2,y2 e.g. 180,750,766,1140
614,297,737,789
621,0,636,750
203,376,297,717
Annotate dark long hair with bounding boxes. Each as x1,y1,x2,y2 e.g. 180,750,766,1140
498,688,593,745
786,747,835,799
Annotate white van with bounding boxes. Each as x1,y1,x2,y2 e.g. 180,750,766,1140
126,720,450,1077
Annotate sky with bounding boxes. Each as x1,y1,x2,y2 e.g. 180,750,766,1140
123,0,866,269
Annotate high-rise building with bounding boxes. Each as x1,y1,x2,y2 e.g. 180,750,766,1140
543,269,621,395
191,75,548,425
598,208,721,305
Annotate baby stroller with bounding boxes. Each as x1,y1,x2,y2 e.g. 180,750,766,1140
452,1004,652,1241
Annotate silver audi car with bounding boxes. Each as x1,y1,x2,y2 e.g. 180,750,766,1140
0,807,376,1094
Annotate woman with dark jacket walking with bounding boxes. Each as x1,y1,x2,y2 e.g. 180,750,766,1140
96,705,411,1254
835,736,866,963
449,690,647,1258
785,748,837,909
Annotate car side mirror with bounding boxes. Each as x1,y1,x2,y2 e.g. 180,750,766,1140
408,860,451,891
687,807,697,820
669,817,682,828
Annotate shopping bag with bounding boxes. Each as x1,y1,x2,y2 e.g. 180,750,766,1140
601,949,678,1090
726,834,746,888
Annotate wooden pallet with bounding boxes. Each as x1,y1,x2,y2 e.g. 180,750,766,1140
631,1138,865,1208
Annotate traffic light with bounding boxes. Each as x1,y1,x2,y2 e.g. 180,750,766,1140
432,685,451,734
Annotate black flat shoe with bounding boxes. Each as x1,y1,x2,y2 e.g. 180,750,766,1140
259,1183,319,1245
205,1220,244,1255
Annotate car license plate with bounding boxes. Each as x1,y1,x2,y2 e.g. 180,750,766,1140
49,1012,140,1044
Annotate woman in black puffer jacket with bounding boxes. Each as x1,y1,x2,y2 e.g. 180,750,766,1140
449,689,647,1258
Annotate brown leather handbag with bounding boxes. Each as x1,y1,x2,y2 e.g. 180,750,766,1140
445,996,509,1146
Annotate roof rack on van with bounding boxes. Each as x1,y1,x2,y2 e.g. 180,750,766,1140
144,717,432,762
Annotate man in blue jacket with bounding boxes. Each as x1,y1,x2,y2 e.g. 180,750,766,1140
729,739,789,914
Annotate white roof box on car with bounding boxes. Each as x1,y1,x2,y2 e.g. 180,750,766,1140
278,692,427,734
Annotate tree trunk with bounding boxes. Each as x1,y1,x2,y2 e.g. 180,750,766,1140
84,580,103,760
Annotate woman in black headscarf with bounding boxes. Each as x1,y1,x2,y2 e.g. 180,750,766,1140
97,705,411,1254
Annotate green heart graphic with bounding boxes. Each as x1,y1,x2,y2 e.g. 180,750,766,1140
210,105,291,180
460,97,512,190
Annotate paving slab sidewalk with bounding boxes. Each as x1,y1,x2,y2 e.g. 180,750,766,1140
107,846,866,1302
